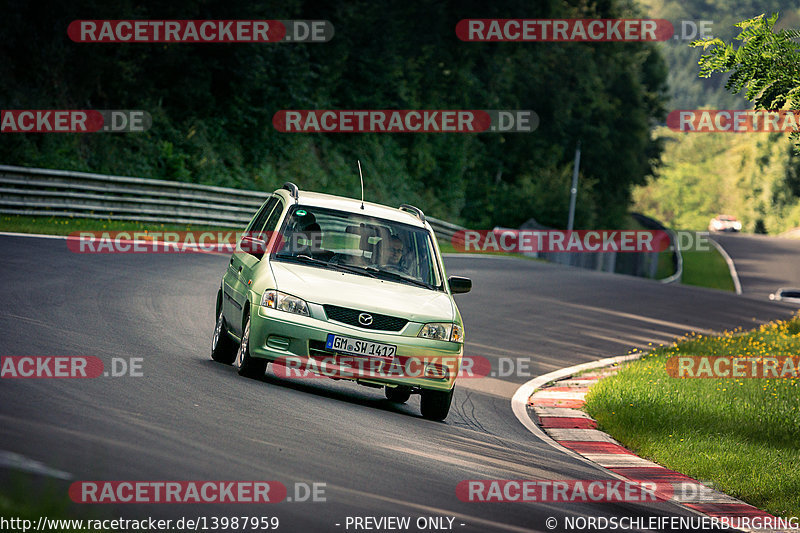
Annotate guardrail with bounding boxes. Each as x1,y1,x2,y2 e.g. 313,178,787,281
658,229,683,285
632,212,682,284
0,164,461,238
0,165,679,280
512,213,682,282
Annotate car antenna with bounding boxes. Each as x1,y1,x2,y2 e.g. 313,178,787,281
357,159,365,210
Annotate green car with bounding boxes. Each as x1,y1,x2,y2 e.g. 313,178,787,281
212,183,471,420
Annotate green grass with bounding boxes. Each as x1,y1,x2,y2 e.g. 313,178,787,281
0,215,231,236
436,239,452,252
675,232,736,291
680,248,736,291
0,217,730,288
438,239,467,254
0,475,114,532
655,250,676,280
584,316,800,518
643,229,736,289
437,239,541,260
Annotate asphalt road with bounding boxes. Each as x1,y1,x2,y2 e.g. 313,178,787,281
0,234,796,532
712,233,800,299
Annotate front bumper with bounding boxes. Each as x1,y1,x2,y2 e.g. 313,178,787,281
248,305,462,391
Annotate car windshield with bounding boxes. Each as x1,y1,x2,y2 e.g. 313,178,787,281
272,205,444,290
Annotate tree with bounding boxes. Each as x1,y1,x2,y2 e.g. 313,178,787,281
1,0,668,229
692,13,800,152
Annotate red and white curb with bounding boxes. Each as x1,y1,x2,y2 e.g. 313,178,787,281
511,355,783,532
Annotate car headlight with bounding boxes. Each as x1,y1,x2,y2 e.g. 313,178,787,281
418,323,463,343
260,290,309,316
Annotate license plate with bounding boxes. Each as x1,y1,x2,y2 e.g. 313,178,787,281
325,334,396,359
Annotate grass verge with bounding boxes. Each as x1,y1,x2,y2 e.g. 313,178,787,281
437,238,540,260
0,474,113,532
584,315,800,518
679,234,736,291
0,215,230,236
655,251,676,280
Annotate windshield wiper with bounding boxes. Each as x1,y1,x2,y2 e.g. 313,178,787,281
364,266,434,289
277,254,377,278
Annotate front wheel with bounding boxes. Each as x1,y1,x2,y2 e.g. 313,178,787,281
234,316,268,379
420,386,454,421
211,307,237,364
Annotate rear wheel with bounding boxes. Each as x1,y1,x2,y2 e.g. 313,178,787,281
211,304,237,364
234,316,268,379
385,385,411,403
420,386,454,421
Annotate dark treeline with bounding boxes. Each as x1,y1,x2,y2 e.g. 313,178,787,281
1,0,668,229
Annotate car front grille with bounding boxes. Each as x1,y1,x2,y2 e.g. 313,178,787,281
309,340,334,358
323,304,408,332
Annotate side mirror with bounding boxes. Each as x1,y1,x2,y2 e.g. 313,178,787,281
240,235,267,259
448,276,472,294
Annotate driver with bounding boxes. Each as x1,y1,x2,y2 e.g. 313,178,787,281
380,235,406,270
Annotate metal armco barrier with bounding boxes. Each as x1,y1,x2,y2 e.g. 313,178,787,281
0,165,677,281
0,164,460,238
514,213,681,282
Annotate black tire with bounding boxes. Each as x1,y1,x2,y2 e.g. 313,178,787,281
385,385,412,403
211,304,237,364
420,386,454,421
234,315,268,379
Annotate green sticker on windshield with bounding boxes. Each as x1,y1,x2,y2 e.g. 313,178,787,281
296,210,307,216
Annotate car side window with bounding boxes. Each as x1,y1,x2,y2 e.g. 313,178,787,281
262,199,285,234
247,197,279,236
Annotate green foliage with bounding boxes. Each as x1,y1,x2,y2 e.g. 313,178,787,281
633,2,800,236
634,127,800,234
641,0,800,110
1,474,116,532
693,12,800,151
0,0,668,229
680,247,736,291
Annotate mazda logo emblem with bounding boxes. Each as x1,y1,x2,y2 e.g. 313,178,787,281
358,313,373,326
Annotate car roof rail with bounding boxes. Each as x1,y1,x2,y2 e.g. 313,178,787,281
281,182,299,202
399,204,426,223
